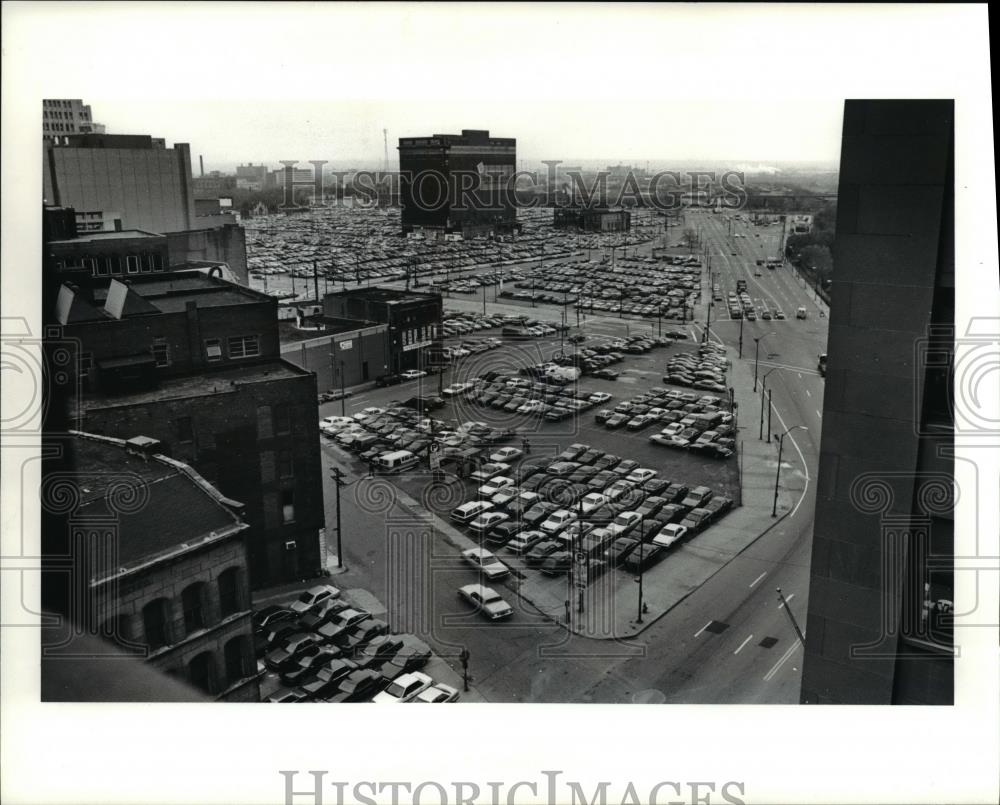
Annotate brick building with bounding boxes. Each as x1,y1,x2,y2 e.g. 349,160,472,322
398,129,518,238
41,431,261,701
322,287,442,374
54,272,325,588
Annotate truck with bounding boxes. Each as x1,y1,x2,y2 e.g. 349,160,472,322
817,353,827,377
736,279,747,293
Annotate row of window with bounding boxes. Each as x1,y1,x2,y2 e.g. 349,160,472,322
56,253,166,276
205,335,260,362
44,100,79,109
43,108,89,120
44,123,79,132
138,567,246,651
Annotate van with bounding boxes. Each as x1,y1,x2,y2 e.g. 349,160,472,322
373,450,420,474
796,307,808,319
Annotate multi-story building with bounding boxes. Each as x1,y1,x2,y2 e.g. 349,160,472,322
236,163,269,192
44,134,197,234
41,431,261,701
398,129,517,238
42,98,105,140
801,99,954,705
52,272,326,589
322,286,442,374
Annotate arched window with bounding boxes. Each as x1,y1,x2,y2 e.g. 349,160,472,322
217,567,244,618
188,651,218,695
142,598,172,649
181,582,208,635
224,636,252,685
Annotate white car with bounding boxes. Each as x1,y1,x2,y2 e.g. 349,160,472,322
451,500,494,524
653,523,689,548
478,476,516,497
401,370,428,380
588,392,612,404
353,407,384,420
414,683,460,703
540,508,577,535
442,382,474,397
489,446,524,463
458,584,513,619
607,511,642,537
289,584,341,614
490,485,521,506
517,400,544,414
661,423,684,437
461,548,509,579
373,671,433,703
625,468,656,484
579,492,608,515
319,416,355,435
468,511,510,533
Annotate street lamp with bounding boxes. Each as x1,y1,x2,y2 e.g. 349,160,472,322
752,332,774,392
772,425,808,517
761,367,779,441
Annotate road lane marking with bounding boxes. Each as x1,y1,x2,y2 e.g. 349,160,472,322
764,642,801,681
734,634,754,655
816,410,822,419
750,572,767,588
778,593,796,609
694,620,713,637
797,373,802,379
805,389,812,397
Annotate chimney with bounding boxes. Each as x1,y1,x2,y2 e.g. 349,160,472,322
199,155,204,177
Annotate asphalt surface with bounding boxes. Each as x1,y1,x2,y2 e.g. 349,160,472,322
311,210,827,703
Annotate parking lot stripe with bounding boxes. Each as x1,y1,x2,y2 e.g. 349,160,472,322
749,571,767,588
805,389,812,397
816,410,822,419
763,642,800,681
734,634,753,655
694,620,713,637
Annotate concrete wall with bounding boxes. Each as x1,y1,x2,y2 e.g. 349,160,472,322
801,100,954,704
282,326,390,388
166,224,249,285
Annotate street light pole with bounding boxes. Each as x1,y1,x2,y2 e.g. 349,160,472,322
752,332,773,392
772,425,807,517
761,367,779,442
329,466,348,568
340,360,346,417
738,312,744,359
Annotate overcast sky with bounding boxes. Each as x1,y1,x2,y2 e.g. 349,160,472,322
5,3,987,171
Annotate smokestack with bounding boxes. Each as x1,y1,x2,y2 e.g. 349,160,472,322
199,155,204,177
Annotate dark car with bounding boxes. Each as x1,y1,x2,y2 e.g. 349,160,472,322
323,669,387,703
522,501,558,527
486,520,523,545
280,647,343,686
623,544,667,572
265,633,323,673
315,609,372,646
605,413,629,429
703,495,734,520
540,551,573,576
352,634,406,667
594,409,614,425
576,448,603,465
378,641,432,682
252,606,295,638
296,658,359,701
605,536,640,566
663,483,689,503
658,503,686,524
641,478,670,496
375,373,403,387
297,598,350,632
340,619,391,651
636,496,667,519
525,539,563,565
592,369,620,380
592,454,620,472
613,459,639,476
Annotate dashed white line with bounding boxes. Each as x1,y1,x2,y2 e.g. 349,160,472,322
750,572,767,588
805,389,812,397
778,593,796,609
734,635,754,655
797,373,802,379
764,642,801,681
694,620,713,638
815,410,822,419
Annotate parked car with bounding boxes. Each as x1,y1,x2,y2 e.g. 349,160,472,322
451,500,494,524
323,669,386,703
290,584,341,615
414,683,461,703
461,547,509,579
373,671,434,703
295,658,359,701
652,523,689,548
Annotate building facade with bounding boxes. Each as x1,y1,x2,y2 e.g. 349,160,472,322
53,273,326,589
398,129,517,238
42,98,105,140
322,287,442,374
44,134,197,234
43,431,261,701
281,324,390,390
553,206,632,233
801,100,954,705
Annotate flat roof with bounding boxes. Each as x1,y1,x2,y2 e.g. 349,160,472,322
50,230,163,244
78,359,312,411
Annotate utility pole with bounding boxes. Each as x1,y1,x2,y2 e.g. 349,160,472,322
767,388,773,443
312,259,319,303
339,360,346,417
329,466,349,568
776,588,805,645
459,646,470,691
738,312,744,359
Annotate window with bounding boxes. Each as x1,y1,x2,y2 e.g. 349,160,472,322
152,337,170,368
227,335,260,359
281,490,296,524
126,255,140,274
205,339,222,362
278,450,294,478
181,582,207,635
142,598,172,650
273,404,291,435
79,352,93,379
145,254,157,271
82,257,97,273
95,258,110,277
217,567,244,617
188,651,218,695
224,636,252,685
176,416,194,443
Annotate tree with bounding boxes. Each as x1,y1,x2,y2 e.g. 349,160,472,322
680,227,700,250
800,244,833,280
